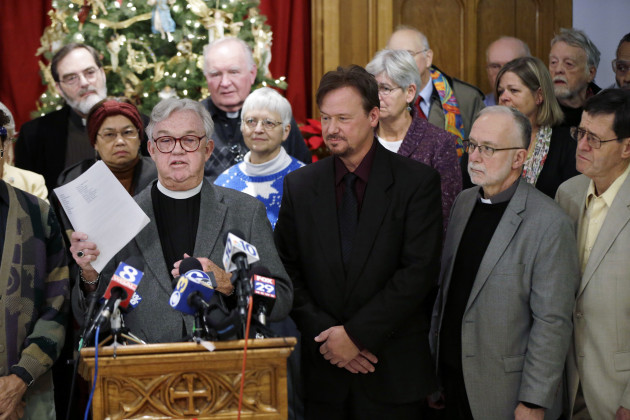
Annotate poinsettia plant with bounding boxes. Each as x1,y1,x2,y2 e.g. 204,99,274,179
299,118,329,162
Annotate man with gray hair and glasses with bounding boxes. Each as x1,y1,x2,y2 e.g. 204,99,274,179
387,26,485,157
71,98,292,344
430,106,579,419
549,28,602,128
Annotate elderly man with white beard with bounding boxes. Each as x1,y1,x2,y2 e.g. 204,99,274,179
549,28,601,129
430,106,579,419
15,43,111,191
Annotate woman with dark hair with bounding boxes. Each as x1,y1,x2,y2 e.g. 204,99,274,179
57,98,156,194
495,56,579,197
366,49,461,233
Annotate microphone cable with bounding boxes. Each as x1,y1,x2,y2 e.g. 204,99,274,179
237,292,255,420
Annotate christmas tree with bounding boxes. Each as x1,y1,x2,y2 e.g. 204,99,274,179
34,0,286,117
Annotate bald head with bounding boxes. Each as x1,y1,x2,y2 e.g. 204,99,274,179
387,27,434,89
486,37,531,89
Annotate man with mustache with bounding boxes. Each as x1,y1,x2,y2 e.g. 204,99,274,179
549,28,602,128
15,43,110,191
431,106,579,419
274,65,443,419
556,89,630,419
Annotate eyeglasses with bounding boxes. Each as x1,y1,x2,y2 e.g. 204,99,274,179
153,134,206,153
377,85,402,96
612,59,630,74
570,127,620,149
60,67,100,86
97,128,139,143
406,48,429,57
463,140,524,158
244,117,282,131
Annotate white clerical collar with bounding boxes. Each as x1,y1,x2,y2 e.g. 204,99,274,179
226,111,239,119
241,148,292,177
156,180,203,199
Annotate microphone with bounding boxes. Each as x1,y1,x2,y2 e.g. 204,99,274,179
169,257,217,315
250,266,277,326
84,258,145,343
222,230,260,274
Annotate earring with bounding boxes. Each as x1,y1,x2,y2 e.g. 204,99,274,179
406,104,412,112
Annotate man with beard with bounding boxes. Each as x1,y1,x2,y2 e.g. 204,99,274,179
549,28,601,128
275,65,442,419
430,106,579,419
15,43,109,191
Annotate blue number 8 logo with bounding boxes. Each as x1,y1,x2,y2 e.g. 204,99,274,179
119,265,138,281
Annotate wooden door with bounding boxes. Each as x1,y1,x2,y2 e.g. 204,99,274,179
311,0,572,113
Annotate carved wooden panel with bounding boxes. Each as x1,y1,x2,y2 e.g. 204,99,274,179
79,339,296,420
311,0,571,112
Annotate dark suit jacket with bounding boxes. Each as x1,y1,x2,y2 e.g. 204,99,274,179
15,106,72,193
274,142,442,404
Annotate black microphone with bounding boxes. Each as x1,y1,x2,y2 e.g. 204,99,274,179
169,257,216,315
250,266,277,326
83,258,145,344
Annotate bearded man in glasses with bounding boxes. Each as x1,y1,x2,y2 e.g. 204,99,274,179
556,88,630,419
15,44,109,192
430,106,579,419
72,98,292,344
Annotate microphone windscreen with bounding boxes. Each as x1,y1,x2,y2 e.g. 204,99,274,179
180,257,202,274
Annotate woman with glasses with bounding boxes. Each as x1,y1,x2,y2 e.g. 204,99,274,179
57,98,156,195
492,56,579,197
214,87,304,229
366,49,461,233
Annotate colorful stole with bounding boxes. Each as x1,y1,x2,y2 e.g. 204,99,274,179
430,68,465,159
522,125,552,185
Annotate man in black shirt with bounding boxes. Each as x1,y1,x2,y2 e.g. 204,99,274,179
201,37,311,180
431,106,579,419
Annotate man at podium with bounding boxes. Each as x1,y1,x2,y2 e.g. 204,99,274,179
71,98,292,344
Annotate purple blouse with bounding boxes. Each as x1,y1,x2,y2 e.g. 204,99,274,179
396,112,462,233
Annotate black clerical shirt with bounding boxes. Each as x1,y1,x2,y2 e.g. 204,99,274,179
151,183,201,276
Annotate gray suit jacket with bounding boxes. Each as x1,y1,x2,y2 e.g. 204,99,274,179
556,173,630,419
432,179,579,419
73,179,292,343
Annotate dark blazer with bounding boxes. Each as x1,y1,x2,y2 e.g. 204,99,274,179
274,142,443,404
72,179,292,343
15,106,72,193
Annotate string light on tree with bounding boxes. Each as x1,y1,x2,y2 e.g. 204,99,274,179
32,0,286,117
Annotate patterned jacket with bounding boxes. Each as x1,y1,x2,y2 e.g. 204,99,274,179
0,181,69,416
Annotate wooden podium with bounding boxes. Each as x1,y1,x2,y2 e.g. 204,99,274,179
79,337,296,420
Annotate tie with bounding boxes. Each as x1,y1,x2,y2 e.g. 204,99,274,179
339,172,358,267
415,96,427,119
